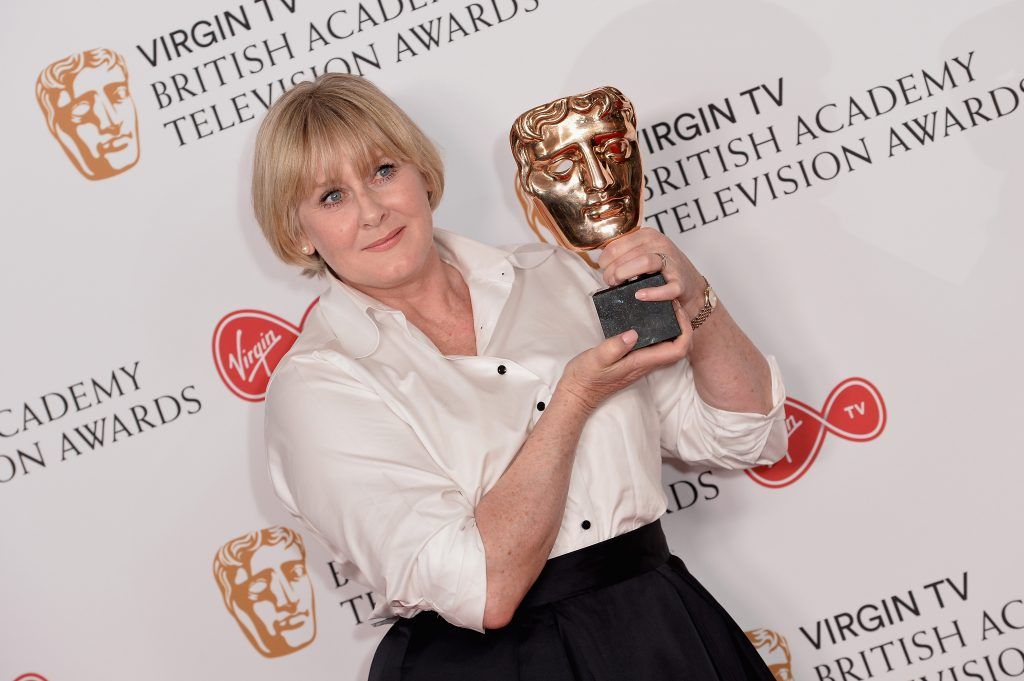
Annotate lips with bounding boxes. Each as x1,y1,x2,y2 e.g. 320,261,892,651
586,197,629,221
99,132,133,154
276,611,309,632
363,226,405,250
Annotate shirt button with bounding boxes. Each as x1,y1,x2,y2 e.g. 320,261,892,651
536,401,545,411
581,520,591,530
497,365,507,375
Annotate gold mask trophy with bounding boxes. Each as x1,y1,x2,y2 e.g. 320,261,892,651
510,86,681,350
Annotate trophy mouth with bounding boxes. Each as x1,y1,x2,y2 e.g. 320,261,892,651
586,196,629,221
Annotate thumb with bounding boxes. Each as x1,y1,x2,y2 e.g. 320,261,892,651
596,329,638,366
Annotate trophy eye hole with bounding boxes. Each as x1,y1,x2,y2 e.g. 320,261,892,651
601,138,630,159
547,157,575,178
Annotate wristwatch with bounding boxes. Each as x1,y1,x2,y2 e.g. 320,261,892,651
688,276,717,330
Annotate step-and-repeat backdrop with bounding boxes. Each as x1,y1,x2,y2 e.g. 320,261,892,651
3,0,1022,679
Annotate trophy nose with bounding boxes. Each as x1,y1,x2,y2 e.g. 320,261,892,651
580,148,615,192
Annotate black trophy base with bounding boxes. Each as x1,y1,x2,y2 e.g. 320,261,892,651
591,272,682,350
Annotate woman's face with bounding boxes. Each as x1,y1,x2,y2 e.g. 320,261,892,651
296,153,435,291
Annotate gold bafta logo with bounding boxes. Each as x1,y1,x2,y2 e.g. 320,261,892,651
213,526,317,658
35,48,140,180
746,628,794,681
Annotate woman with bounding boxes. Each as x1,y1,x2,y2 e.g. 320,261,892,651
254,73,788,680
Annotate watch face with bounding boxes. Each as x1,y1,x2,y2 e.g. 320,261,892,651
708,287,718,307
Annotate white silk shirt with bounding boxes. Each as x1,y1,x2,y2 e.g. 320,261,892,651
264,227,788,634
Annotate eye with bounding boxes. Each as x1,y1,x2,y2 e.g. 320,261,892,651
374,162,398,182
109,84,129,103
546,157,575,179
319,188,344,207
286,562,307,581
69,101,91,119
247,578,269,600
600,138,630,160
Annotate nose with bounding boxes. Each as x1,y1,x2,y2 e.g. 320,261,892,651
93,95,121,134
270,575,299,613
357,190,386,228
580,147,614,193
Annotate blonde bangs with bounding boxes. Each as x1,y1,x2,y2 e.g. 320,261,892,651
298,103,408,202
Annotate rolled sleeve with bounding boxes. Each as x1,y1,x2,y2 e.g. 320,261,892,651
648,353,788,469
264,358,489,632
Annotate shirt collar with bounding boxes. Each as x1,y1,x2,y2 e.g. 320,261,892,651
317,228,553,359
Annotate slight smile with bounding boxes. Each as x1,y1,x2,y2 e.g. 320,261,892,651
363,226,406,251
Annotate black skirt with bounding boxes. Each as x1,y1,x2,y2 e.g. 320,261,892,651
368,519,776,680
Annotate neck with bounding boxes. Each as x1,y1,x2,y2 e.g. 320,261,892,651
347,244,469,320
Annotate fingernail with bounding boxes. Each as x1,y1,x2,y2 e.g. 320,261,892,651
622,330,638,345
635,290,647,300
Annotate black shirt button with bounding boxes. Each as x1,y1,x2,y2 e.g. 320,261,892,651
581,520,591,530
497,364,507,375
536,401,545,411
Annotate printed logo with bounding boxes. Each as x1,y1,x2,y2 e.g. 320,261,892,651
212,300,317,402
13,675,49,681
36,48,140,180
747,377,886,488
746,629,793,681
213,526,317,658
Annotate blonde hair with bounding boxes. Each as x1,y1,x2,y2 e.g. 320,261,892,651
251,74,445,278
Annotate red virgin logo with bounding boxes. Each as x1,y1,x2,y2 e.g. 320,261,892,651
213,300,317,402
746,377,886,488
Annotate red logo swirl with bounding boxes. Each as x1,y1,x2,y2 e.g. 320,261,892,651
746,377,886,488
213,300,317,402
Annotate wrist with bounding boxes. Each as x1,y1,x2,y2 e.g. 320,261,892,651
553,380,599,419
680,274,706,313
682,275,718,330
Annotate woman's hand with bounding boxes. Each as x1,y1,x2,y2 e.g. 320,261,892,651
597,226,707,319
558,302,693,415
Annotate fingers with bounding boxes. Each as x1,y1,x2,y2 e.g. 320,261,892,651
603,251,664,287
624,301,694,365
634,280,685,302
668,299,695,352
596,329,639,366
596,226,663,270
567,317,689,412
607,309,692,370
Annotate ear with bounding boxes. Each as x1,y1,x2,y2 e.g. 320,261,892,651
418,168,435,204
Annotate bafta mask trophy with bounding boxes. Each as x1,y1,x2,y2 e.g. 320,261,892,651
510,86,681,350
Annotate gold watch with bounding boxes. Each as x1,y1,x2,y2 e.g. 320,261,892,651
689,276,717,330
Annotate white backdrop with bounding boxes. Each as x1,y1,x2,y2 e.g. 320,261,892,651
2,1,1023,679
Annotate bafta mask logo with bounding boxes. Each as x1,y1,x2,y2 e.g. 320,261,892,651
510,86,644,252
746,628,794,681
213,526,317,658
35,48,140,181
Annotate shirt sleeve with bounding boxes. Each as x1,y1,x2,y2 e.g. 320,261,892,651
264,356,489,633
646,353,789,469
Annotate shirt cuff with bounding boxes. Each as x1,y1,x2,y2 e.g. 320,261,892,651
370,514,490,634
690,354,789,468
